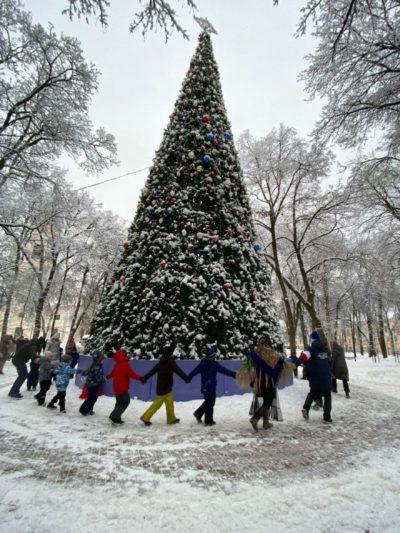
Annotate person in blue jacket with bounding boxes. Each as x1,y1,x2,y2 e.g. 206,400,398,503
188,345,236,426
291,330,333,423
47,354,82,412
79,351,106,416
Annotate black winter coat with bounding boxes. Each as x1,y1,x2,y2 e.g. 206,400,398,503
331,344,349,381
13,341,39,365
143,354,189,396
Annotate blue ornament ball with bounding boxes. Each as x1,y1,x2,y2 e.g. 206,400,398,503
203,155,211,165
253,242,261,253
224,132,231,140
202,247,211,257
205,133,214,141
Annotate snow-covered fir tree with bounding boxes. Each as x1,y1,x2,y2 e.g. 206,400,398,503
87,31,282,359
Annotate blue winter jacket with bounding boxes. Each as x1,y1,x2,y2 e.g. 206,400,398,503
54,362,80,391
83,362,104,388
188,359,236,395
299,340,331,392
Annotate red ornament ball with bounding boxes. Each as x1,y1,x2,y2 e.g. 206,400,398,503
187,265,193,273
228,259,236,267
122,242,129,250
223,283,232,291
202,115,209,123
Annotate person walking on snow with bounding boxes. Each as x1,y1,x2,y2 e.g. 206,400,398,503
34,351,55,406
107,349,142,425
0,334,15,375
140,345,189,426
292,331,333,423
45,332,61,364
331,340,350,398
47,354,82,412
8,339,40,398
79,351,106,416
247,336,287,432
188,345,236,426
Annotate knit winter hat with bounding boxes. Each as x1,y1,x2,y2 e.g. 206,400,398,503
92,350,102,361
202,345,216,358
310,331,321,343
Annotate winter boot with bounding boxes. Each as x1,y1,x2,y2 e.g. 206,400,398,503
301,408,309,421
140,416,152,426
249,417,259,432
47,404,56,409
323,415,333,423
193,412,202,423
262,409,273,429
346,392,350,399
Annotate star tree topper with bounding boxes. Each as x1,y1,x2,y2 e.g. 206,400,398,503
194,16,217,34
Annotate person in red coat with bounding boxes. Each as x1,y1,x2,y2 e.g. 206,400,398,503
107,349,142,425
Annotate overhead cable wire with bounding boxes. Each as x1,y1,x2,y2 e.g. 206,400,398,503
75,166,150,191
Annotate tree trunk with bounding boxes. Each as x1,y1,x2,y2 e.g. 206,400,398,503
322,275,333,339
32,254,58,338
385,313,397,359
50,263,71,335
365,311,377,360
349,313,357,360
68,265,89,339
299,302,308,349
1,247,21,337
377,295,388,358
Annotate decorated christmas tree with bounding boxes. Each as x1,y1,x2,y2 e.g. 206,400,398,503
88,31,282,359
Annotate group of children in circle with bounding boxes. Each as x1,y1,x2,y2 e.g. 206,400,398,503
5,329,349,431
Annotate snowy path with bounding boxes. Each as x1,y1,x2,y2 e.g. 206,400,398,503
0,358,399,532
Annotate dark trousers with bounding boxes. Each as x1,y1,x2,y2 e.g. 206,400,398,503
253,386,276,420
48,390,66,411
9,361,28,396
194,393,216,424
27,363,40,390
304,389,332,419
80,386,99,414
110,392,130,421
35,380,52,405
332,378,350,394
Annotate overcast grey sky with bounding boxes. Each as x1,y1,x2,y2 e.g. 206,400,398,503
24,0,322,223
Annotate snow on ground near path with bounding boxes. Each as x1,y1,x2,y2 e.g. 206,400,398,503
0,357,399,533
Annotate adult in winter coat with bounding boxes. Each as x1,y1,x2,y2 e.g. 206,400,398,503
79,351,106,416
247,337,285,432
0,334,15,374
8,339,40,398
47,355,82,412
294,331,333,423
65,337,80,368
188,345,236,426
34,351,55,406
331,340,350,398
140,345,190,425
45,332,61,361
107,349,142,425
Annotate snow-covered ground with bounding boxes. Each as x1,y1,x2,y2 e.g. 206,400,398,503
0,356,399,533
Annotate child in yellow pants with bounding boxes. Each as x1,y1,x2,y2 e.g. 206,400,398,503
140,345,189,425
